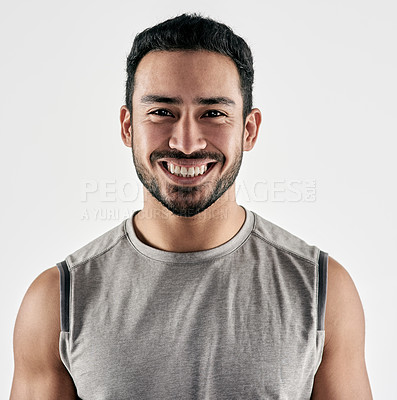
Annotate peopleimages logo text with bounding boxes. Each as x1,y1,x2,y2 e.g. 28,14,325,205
80,179,317,203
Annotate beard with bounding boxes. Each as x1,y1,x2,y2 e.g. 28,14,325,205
131,137,244,218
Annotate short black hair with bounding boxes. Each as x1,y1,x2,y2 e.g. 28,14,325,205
125,13,254,120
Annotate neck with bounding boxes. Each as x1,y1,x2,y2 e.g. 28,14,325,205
133,186,246,252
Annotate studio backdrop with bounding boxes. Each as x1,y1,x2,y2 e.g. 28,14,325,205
1,0,396,398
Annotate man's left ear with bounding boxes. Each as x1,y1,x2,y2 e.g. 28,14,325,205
243,108,262,151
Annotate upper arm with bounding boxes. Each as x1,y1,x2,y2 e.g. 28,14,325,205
311,256,373,399
10,266,78,399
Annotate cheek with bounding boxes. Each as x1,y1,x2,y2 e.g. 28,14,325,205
133,124,168,152
210,129,242,156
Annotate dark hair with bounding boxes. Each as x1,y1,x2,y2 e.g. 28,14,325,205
125,13,254,119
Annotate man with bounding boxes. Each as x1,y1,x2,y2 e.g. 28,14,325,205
10,14,372,399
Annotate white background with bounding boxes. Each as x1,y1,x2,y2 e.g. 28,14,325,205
1,0,396,398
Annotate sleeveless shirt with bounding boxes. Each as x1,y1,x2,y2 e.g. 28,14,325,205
56,207,328,400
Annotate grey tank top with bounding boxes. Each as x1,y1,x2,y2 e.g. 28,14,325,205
56,207,328,400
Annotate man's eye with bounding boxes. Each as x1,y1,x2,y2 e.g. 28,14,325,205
150,109,174,117
203,110,225,118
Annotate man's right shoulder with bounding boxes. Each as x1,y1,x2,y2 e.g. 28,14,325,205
12,266,61,369
16,266,60,331
66,219,128,269
10,267,79,399
28,265,60,295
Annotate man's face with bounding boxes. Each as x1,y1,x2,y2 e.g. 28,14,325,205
128,50,248,217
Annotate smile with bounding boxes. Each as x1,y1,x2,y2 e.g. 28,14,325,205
166,161,212,177
158,160,217,183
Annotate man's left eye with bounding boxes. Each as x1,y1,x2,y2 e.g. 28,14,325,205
203,110,225,118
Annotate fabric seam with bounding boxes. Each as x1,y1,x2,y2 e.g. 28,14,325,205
317,251,328,331
250,230,317,265
57,261,70,332
68,233,126,271
123,219,253,264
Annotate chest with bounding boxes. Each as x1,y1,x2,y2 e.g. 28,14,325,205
67,274,322,399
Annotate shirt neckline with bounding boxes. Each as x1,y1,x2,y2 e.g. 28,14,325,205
124,206,255,264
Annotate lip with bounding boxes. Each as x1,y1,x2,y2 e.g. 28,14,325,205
159,158,218,167
157,160,217,185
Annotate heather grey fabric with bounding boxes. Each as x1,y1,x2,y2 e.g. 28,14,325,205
57,207,328,400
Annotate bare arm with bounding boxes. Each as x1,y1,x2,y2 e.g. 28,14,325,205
10,267,78,399
311,256,373,399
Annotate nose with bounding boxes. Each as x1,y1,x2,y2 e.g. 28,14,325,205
168,115,207,154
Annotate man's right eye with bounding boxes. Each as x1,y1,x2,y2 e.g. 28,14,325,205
149,109,174,117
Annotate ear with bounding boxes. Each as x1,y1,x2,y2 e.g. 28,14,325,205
243,108,262,151
120,105,132,148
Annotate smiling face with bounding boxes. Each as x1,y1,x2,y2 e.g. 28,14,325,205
120,50,260,217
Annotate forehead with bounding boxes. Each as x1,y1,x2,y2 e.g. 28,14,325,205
133,50,242,104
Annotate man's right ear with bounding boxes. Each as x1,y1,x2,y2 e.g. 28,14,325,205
120,105,132,148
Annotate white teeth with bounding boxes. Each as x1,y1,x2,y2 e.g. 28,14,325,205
165,162,209,177
187,167,195,177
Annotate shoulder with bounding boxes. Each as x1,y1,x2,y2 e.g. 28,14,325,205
15,266,60,325
13,266,61,364
311,256,373,398
19,266,60,313
324,256,365,348
10,267,79,398
66,220,127,269
251,211,318,262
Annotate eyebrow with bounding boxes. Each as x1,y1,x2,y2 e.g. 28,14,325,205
141,95,183,105
140,95,236,107
195,97,235,106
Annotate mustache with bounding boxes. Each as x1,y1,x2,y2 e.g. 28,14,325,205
150,150,224,163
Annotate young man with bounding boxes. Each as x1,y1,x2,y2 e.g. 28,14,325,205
10,14,372,399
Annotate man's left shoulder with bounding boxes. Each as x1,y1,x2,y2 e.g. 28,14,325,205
325,256,365,346
311,256,373,398
251,211,319,263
